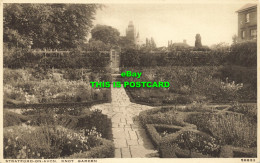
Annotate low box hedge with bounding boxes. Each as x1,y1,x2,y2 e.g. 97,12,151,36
125,88,192,106
67,138,115,158
145,124,185,148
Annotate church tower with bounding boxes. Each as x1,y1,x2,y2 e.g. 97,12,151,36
125,21,143,46
126,21,136,43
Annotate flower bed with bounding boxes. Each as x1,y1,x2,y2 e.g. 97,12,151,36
4,125,114,159
159,130,221,158
19,108,112,140
185,112,257,148
139,107,187,127
4,107,114,158
4,68,111,105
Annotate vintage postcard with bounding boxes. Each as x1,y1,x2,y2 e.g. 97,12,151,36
1,0,259,162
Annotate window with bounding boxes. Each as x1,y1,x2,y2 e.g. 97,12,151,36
246,13,250,22
250,29,257,38
241,31,245,39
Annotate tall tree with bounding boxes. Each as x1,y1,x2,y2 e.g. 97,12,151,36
195,34,202,48
150,37,156,49
4,4,100,49
91,24,120,45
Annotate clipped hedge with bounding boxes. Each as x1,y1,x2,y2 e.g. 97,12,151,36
227,40,257,67
125,88,192,106
145,124,184,148
120,48,229,67
67,138,114,158
4,50,110,69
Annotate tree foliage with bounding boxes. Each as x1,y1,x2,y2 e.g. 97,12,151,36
118,36,135,49
195,34,202,48
228,40,257,67
4,4,100,49
90,24,120,45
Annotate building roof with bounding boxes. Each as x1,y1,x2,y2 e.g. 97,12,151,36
236,3,257,13
172,42,190,47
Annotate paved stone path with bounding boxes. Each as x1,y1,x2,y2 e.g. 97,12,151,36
90,84,159,158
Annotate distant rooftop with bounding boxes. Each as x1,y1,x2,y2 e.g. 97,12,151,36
236,3,257,13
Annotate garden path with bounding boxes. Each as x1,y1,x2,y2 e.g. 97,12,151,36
90,85,159,158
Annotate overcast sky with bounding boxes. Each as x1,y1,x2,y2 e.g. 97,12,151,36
93,1,257,47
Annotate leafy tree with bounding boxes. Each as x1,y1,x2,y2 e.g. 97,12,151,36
4,4,100,50
4,28,31,48
91,24,120,45
85,39,111,51
118,36,135,49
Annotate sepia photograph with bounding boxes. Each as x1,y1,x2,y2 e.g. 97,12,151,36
1,0,258,160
